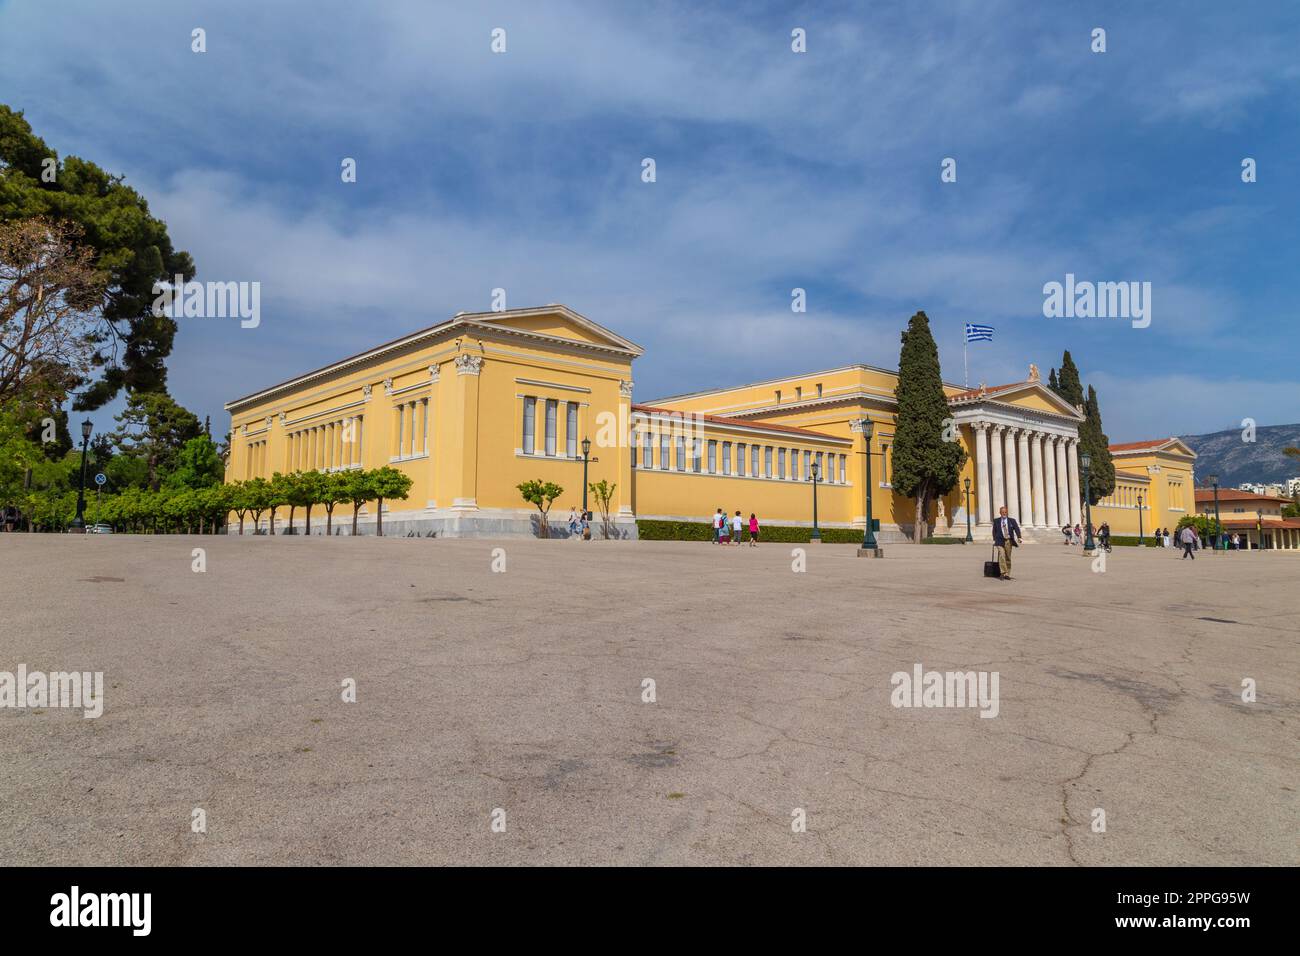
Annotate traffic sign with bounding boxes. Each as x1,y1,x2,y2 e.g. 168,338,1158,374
94,473,107,486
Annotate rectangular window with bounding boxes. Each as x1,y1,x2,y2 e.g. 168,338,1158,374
642,431,652,468
803,450,810,479
839,455,846,483
816,383,823,398
737,443,746,476
708,440,717,474
567,403,578,457
795,387,802,400
764,446,773,478
722,441,732,475
676,434,686,471
545,399,557,456
791,448,800,481
660,433,670,470
522,398,535,454
881,442,890,483
751,445,760,476
816,451,825,480
630,431,637,468
693,439,703,473
778,448,786,479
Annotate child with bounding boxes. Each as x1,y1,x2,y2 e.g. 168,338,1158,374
748,513,759,547
732,510,743,545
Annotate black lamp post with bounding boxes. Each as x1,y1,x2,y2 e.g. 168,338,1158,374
1256,509,1263,551
1081,452,1095,552
1207,474,1222,552
963,477,973,542
1136,492,1145,546
808,459,821,541
858,418,878,552
71,418,93,531
580,436,598,513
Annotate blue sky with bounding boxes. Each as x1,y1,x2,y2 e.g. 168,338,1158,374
2,0,1297,440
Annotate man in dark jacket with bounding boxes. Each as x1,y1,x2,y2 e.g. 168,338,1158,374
992,506,1022,580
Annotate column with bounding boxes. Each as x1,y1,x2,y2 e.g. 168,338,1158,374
1017,428,1033,526
1029,432,1047,527
974,423,992,526
990,425,1006,515
1054,436,1069,526
421,399,429,456
394,405,404,460
1066,437,1082,526
1002,426,1020,521
1043,435,1059,529
447,351,483,511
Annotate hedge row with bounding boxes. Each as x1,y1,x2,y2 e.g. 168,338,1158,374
636,519,865,544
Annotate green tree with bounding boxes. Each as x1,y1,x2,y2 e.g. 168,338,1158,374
266,472,295,535
166,434,224,490
288,470,323,535
1078,385,1115,504
110,390,201,489
242,477,272,533
319,471,351,536
227,481,251,535
0,105,195,408
368,466,413,537
1047,367,1059,394
588,479,616,539
891,311,966,543
1055,351,1084,409
518,479,564,538
343,470,374,536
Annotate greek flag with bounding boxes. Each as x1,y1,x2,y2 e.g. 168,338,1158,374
965,323,995,343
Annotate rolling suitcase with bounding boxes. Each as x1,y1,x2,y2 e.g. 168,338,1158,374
983,545,1001,579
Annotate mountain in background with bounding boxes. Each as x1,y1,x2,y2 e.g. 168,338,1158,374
1178,423,1300,488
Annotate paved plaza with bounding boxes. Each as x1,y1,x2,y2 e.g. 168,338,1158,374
2,535,1296,866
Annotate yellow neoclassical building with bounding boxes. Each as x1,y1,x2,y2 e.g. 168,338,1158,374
224,305,1196,540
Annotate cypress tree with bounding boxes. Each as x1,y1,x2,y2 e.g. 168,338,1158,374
1079,385,1115,505
1048,368,1059,394
891,311,966,542
1056,351,1084,409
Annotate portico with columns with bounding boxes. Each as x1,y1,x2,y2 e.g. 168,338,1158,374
949,376,1086,540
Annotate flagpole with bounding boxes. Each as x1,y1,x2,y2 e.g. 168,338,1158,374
963,327,969,388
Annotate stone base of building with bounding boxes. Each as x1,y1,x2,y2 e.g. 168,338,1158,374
234,506,639,540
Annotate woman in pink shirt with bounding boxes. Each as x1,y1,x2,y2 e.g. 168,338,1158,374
748,513,759,547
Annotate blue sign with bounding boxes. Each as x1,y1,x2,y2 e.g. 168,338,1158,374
94,473,107,486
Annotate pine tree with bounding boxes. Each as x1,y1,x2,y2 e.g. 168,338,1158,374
1048,368,1059,394
891,311,966,542
1079,385,1115,505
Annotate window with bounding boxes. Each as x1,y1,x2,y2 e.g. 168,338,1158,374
642,431,652,468
522,398,536,454
660,433,670,470
545,399,557,456
775,390,781,403
839,455,846,483
692,439,703,473
881,442,891,484
816,451,825,480
791,448,800,481
795,387,802,400
751,445,760,475
630,431,637,468
737,443,746,476
816,383,823,398
708,440,717,474
764,446,773,478
722,441,732,475
803,450,810,479
676,435,686,471
567,403,578,457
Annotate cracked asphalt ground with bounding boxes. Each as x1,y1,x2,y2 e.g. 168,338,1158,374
2,535,1296,866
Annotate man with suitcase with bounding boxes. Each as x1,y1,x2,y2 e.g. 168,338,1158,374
992,506,1022,580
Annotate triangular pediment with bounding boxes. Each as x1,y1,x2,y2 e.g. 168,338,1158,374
455,305,643,355
952,380,1085,420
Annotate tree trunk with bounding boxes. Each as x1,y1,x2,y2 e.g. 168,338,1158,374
288,505,296,535
913,493,928,544
238,514,245,535
305,504,312,536
326,507,333,535
352,505,359,536
268,506,276,535
376,497,384,536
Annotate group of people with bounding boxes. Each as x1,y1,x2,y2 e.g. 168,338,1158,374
1060,522,1112,549
566,508,593,540
712,508,761,546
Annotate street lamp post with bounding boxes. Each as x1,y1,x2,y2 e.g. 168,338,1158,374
71,418,93,532
963,477,973,543
1136,493,1144,546
580,437,598,513
1257,509,1263,551
853,417,881,557
1207,474,1222,552
1081,452,1095,552
808,460,821,541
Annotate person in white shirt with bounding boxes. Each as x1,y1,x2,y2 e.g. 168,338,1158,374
713,508,724,544
732,510,743,545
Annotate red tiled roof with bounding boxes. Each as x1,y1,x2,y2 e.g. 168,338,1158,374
948,382,1023,402
631,403,848,443
1215,518,1300,529
1195,488,1290,504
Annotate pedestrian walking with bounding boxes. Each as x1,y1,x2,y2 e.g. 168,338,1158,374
1179,524,1197,559
731,510,743,546
748,513,759,547
567,507,579,538
713,508,724,544
993,506,1022,580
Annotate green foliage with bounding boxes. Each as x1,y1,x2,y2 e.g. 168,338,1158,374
588,479,616,537
0,104,195,408
1055,351,1084,408
110,389,201,489
367,466,413,536
891,311,966,542
1079,385,1115,504
165,434,224,490
518,479,564,537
